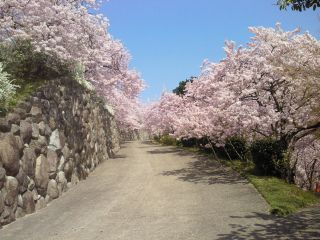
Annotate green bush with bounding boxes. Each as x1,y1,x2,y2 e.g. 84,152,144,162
0,39,71,81
0,63,16,100
224,136,248,160
153,135,161,142
250,138,286,176
0,63,17,113
180,138,197,147
159,135,178,146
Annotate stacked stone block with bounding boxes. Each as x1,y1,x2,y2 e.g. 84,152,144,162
0,79,119,227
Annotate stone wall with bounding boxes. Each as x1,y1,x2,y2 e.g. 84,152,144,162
0,78,119,227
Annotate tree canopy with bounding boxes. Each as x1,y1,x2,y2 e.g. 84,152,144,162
277,0,320,11
172,77,196,96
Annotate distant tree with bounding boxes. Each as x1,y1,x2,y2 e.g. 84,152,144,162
172,76,196,96
277,0,320,11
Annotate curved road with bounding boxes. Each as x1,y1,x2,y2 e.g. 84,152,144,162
1,141,319,239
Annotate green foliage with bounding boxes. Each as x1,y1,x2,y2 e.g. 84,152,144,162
0,79,44,116
0,39,71,81
277,0,320,11
172,76,196,96
180,138,198,147
0,63,17,110
159,135,179,146
250,138,287,176
224,136,248,161
248,175,320,216
0,39,93,115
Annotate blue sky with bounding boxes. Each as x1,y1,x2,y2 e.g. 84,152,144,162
99,0,319,102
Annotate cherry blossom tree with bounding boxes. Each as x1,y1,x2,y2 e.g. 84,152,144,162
144,24,320,183
293,134,320,190
0,0,144,131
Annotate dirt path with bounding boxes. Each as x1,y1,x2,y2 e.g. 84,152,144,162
1,141,319,239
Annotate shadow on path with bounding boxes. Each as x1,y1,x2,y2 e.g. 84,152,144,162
145,145,247,185
161,155,247,185
217,207,320,239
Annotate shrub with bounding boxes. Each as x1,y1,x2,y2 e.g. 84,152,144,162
159,135,178,146
153,135,161,142
250,138,286,176
224,136,248,161
0,39,71,81
0,63,17,112
180,138,198,147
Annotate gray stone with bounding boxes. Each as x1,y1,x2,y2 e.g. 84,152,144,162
29,135,47,155
7,113,20,125
24,117,33,124
32,189,39,201
63,161,73,182
35,155,49,192
0,167,5,189
28,179,35,191
45,124,52,137
48,129,61,150
32,123,39,139
47,149,58,173
58,156,65,171
14,136,24,155
66,182,72,190
4,176,18,206
1,206,11,220
30,106,42,119
83,109,89,123
48,117,56,130
17,101,31,113
0,190,4,214
15,168,29,194
22,191,35,214
17,194,23,207
0,134,20,176
35,197,46,211
21,147,36,178
38,121,46,136
14,108,26,119
10,124,20,135
71,172,79,185
31,97,40,105
44,194,51,204
0,118,10,132
56,171,67,195
20,120,32,144
47,179,59,200
15,207,25,219
40,99,50,110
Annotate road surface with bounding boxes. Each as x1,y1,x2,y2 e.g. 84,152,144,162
1,141,319,239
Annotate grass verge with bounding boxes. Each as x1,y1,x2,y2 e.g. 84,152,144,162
248,175,320,216
221,159,320,216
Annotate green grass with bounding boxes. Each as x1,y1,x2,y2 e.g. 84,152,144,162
248,175,320,216
220,159,320,216
0,79,45,116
